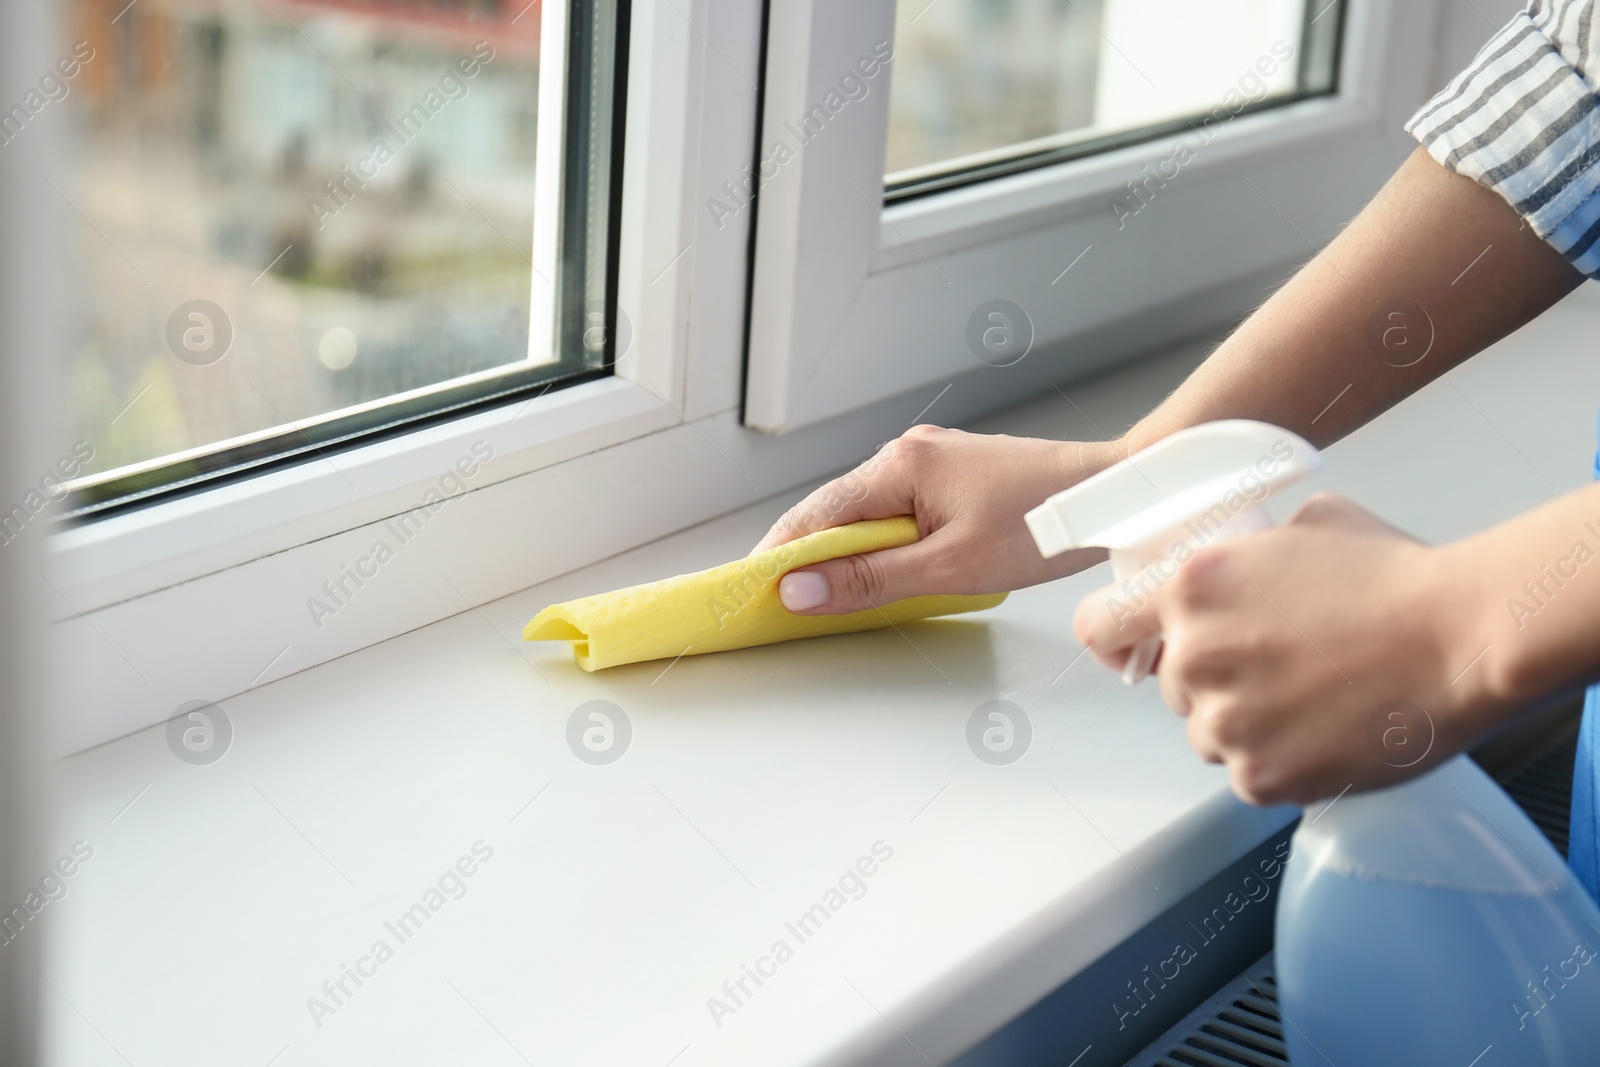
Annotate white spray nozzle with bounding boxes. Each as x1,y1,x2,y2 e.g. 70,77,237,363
1026,420,1321,684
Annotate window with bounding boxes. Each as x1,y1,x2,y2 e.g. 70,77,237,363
41,0,1437,756
745,0,1412,434
58,0,627,518
887,0,1344,198
44,0,763,755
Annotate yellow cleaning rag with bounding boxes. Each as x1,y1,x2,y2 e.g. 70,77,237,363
522,516,1006,671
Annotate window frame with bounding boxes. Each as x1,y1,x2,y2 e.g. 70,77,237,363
50,0,1450,757
743,0,1442,432
48,0,760,753
56,0,675,601
50,0,702,614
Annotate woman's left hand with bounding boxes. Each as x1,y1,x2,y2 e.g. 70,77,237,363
1073,493,1495,806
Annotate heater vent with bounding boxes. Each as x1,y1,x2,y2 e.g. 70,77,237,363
1123,957,1286,1067
1495,726,1580,857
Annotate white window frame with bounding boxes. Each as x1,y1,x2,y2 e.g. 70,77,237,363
47,0,759,755
745,0,1443,431
48,0,1448,757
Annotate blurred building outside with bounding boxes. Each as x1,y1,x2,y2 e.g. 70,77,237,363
64,0,542,478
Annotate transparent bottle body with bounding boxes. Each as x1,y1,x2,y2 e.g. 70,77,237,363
1276,756,1600,1065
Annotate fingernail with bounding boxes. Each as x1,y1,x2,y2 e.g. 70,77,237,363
779,571,829,611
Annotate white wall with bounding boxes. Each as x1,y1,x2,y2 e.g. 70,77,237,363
1429,0,1526,95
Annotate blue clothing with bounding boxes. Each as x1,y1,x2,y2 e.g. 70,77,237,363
1572,417,1600,903
1575,688,1598,900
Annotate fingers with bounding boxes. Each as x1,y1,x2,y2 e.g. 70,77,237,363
1288,491,1416,541
752,442,912,554
1073,576,1163,672
777,536,958,615
1184,705,1224,764
1157,644,1193,718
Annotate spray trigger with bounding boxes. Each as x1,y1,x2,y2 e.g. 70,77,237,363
1023,420,1321,684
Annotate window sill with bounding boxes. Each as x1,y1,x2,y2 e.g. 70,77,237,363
42,283,1600,1064
44,463,1295,1067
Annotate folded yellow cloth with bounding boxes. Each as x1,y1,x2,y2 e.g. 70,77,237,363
523,516,1006,671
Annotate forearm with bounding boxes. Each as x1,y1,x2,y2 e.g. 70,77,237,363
1445,481,1600,731
1123,148,1582,454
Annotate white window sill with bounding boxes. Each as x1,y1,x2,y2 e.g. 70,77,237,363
43,470,1296,1067
41,284,1600,1065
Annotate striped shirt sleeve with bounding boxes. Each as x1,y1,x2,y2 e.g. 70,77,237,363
1407,0,1600,276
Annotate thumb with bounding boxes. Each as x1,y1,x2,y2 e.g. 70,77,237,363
777,538,953,615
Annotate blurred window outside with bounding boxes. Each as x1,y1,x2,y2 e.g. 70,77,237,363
53,0,618,516
887,0,1339,195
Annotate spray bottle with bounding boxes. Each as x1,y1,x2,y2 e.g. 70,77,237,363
1025,420,1600,1062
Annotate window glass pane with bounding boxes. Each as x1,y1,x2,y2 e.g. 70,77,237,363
54,0,624,516
887,0,1341,196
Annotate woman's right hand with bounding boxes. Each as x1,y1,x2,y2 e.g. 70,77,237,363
752,425,1121,615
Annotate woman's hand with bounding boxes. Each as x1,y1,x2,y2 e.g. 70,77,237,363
753,426,1121,614
1073,493,1497,806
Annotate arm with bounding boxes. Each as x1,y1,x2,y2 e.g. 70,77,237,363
758,148,1580,615
1124,148,1581,451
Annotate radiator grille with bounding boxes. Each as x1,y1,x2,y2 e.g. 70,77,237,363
1496,726,1579,857
1124,959,1285,1067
